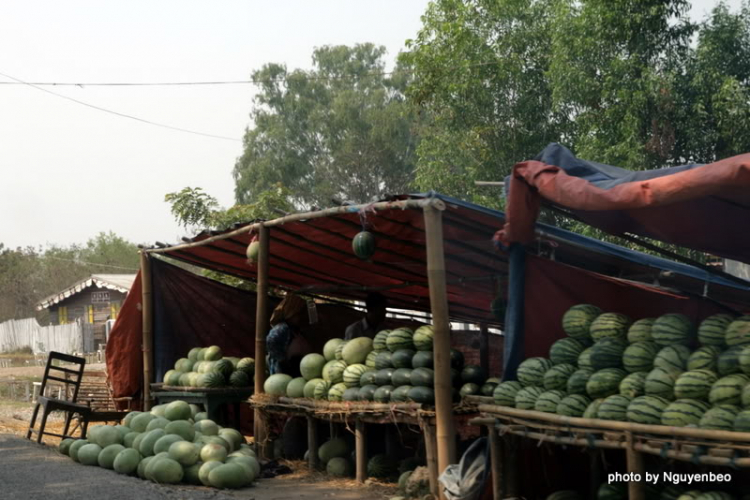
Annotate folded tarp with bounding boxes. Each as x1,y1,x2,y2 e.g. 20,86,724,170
496,143,750,264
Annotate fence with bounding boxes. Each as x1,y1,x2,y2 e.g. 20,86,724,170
0,318,88,354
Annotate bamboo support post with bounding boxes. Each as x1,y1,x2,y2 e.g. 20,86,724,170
626,431,645,500
356,419,367,483
423,422,439,498
254,224,270,458
423,201,456,491
505,434,520,497
140,251,154,410
307,416,319,470
488,426,503,500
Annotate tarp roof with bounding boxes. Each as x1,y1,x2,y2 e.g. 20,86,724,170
497,143,750,265
147,193,750,324
36,274,137,310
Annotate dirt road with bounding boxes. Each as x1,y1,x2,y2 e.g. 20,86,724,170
0,434,395,500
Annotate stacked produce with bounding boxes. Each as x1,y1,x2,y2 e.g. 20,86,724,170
266,325,499,404
161,345,255,389
57,400,258,489
493,304,750,432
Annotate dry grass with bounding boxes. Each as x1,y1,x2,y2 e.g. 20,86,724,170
276,460,399,498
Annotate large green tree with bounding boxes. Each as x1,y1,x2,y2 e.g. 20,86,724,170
233,44,418,208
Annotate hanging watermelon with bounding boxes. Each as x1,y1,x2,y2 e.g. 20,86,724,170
246,236,260,264
352,231,375,260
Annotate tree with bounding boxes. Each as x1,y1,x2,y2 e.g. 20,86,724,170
233,44,418,208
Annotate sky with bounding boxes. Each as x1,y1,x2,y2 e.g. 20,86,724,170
0,0,743,249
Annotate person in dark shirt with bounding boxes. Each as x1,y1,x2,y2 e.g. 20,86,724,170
344,292,387,340
266,294,312,377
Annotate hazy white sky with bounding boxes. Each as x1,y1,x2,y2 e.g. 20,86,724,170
0,0,742,249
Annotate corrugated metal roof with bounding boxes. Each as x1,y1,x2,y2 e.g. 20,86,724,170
36,274,136,310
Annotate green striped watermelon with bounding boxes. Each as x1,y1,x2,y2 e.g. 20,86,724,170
373,385,395,403
742,383,750,407
352,231,376,259
493,381,523,406
335,341,348,361
358,384,378,401
407,386,435,404
543,363,576,391
343,364,369,388
698,314,733,347
374,351,393,370
391,368,412,387
718,346,744,376
583,398,603,419
326,360,348,384
626,395,670,424
590,313,631,342
687,346,720,372
652,314,694,347
391,349,416,369
359,370,377,387
654,345,691,372
328,382,347,402
644,367,681,401
661,399,710,427
619,371,647,398
725,316,750,347
622,341,658,373
342,387,360,401
372,330,390,352
567,369,594,395
693,492,735,500
517,358,553,387
556,394,591,417
734,409,750,432
699,404,740,431
676,491,701,500
390,385,412,402
515,386,545,410
411,351,433,369
375,368,395,386
597,394,631,421
627,318,655,343
709,373,750,405
386,328,414,353
739,345,750,376
410,367,434,387
413,325,434,351
314,381,331,400
534,390,566,413
674,369,718,400
365,351,378,369
586,368,627,399
562,304,601,340
660,486,686,500
597,483,627,500
549,337,585,365
577,348,593,370
590,338,627,370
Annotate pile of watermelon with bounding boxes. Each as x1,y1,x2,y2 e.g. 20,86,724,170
267,325,499,404
161,345,254,389
57,400,258,489
493,305,750,432
547,484,742,500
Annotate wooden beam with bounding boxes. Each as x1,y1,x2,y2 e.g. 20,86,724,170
423,422,439,498
254,224,270,458
139,251,153,410
355,419,367,483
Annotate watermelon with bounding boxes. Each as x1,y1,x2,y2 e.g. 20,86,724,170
367,454,397,479
98,444,126,469
654,345,691,372
113,448,142,475
709,373,750,405
387,328,414,352
562,304,601,339
543,363,576,391
493,381,523,406
626,395,670,424
360,370,377,387
644,367,681,401
327,457,353,477
597,395,631,421
391,385,413,402
567,368,593,395
718,346,744,376
212,359,233,378
303,378,325,398
411,367,435,387
734,409,750,432
687,346,720,372
557,394,591,417
450,349,465,370
323,338,344,361
358,384,378,401
627,318,655,343
698,314,733,347
534,390,566,413
699,404,740,431
622,341,658,373
199,371,225,388
674,369,717,400
374,351,394,370
343,364,370,388
408,386,435,404
328,382,348,402
459,383,480,398
413,325,434,351
661,399,710,427
286,377,307,398
481,382,498,396
314,380,331,400
693,493,734,500
342,387,360,401
374,385,395,402
583,399,603,419
264,374,292,395
590,312,632,342
342,337,373,365
652,314,694,347
597,483,628,500
78,443,103,465
375,368,395,386
725,316,750,347
515,386,544,410
586,368,627,399
461,364,486,384
743,383,750,407
335,341,347,361
577,348,593,370
352,231,375,259
392,349,416,369
372,331,390,352
203,345,222,361
391,368,412,387
517,357,553,387
412,350,433,369
549,338,585,366
365,351,378,369
327,360,348,384
619,371,647,398
739,345,750,376
590,337,627,370
300,353,326,381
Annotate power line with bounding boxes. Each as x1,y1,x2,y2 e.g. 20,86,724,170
43,256,139,271
0,70,242,142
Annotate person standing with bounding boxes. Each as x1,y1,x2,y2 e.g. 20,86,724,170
344,293,387,340
266,294,313,377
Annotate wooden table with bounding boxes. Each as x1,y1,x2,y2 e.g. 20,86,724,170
150,383,252,427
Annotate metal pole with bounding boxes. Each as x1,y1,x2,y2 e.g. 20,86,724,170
503,243,526,380
139,251,153,410
423,202,457,488
253,224,270,458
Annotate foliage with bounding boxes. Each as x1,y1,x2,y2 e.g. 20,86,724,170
233,43,418,208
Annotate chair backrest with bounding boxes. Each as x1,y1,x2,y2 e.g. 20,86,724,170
39,351,86,403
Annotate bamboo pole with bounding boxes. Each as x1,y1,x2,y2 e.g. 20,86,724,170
626,432,645,500
355,419,367,483
254,224,270,458
423,203,456,491
423,422,439,498
488,427,503,500
634,443,750,467
307,416,319,470
139,251,154,411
